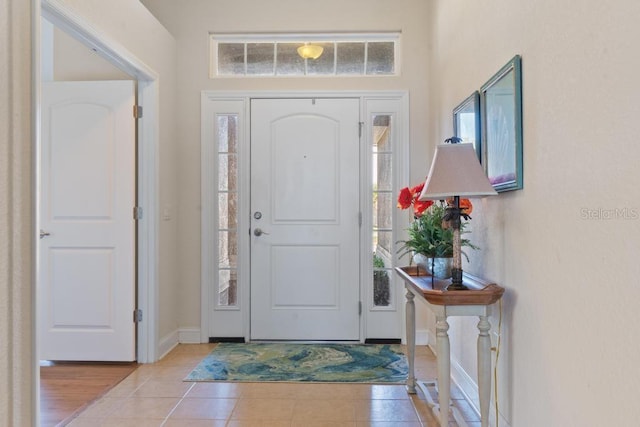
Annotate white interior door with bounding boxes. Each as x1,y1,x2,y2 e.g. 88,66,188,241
39,80,136,361
250,98,361,340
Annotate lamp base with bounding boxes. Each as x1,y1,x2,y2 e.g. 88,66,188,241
445,268,468,291
446,283,469,291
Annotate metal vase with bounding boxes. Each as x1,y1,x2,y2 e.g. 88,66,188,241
427,257,453,279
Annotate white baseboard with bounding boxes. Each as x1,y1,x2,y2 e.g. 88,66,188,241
426,329,437,355
416,328,429,346
451,358,480,413
492,411,511,427
178,327,202,344
157,327,203,360
158,329,179,359
420,329,510,427
449,355,511,427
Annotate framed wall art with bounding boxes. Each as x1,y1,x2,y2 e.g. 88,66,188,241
480,55,523,192
453,91,481,162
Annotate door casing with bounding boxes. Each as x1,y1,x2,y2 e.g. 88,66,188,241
201,91,410,343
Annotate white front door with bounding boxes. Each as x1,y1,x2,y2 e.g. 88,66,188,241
39,80,136,361
250,98,361,340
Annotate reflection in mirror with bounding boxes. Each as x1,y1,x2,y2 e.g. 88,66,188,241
480,55,523,192
485,71,515,185
453,92,480,161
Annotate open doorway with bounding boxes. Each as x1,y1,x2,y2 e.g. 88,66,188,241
37,1,161,423
39,14,139,360
40,0,160,364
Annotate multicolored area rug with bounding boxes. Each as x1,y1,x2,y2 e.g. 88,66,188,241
185,342,408,383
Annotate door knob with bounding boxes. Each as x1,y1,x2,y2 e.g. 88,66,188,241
39,229,51,239
253,228,269,236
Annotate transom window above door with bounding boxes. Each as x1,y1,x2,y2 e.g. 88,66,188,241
209,33,399,77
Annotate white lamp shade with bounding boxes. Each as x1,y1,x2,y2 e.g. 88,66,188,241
418,143,497,200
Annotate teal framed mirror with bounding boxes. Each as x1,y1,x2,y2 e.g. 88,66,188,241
480,55,523,192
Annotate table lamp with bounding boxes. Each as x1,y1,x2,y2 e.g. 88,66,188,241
418,138,497,290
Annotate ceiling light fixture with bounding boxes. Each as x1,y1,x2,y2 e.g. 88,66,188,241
297,43,324,60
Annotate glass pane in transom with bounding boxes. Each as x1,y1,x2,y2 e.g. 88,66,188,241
276,43,305,75
336,42,365,75
218,43,245,75
306,42,335,75
367,42,395,75
247,43,274,75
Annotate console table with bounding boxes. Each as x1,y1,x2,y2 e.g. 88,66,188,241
395,266,504,427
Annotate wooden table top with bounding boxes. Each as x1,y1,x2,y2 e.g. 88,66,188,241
395,266,504,306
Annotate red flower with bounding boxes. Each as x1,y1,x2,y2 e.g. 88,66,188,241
397,187,413,209
398,182,434,217
446,198,473,215
410,182,424,196
460,198,473,215
413,199,433,216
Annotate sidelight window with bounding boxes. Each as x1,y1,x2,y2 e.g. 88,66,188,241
217,115,238,306
372,114,394,307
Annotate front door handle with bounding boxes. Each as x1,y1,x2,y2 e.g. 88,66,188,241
253,228,270,237
40,229,51,239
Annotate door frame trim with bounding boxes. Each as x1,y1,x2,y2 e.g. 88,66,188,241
39,0,160,363
201,90,409,343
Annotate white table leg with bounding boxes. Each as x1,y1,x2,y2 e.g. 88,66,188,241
405,288,416,394
477,315,492,427
436,314,450,426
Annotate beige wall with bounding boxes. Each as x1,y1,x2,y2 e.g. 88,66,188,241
1,0,34,424
140,0,432,332
45,0,181,351
1,0,178,422
428,0,640,425
52,27,130,80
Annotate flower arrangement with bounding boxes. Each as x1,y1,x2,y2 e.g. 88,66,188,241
396,182,477,261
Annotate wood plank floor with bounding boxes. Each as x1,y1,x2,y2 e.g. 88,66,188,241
40,361,138,426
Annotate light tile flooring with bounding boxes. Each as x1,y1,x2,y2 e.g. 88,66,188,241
66,344,481,426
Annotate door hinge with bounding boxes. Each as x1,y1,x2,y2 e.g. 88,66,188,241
133,309,143,323
133,105,143,119
359,301,362,316
358,212,362,227
359,122,364,138
133,206,143,220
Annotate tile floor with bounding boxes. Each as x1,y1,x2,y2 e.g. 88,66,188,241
66,343,481,426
